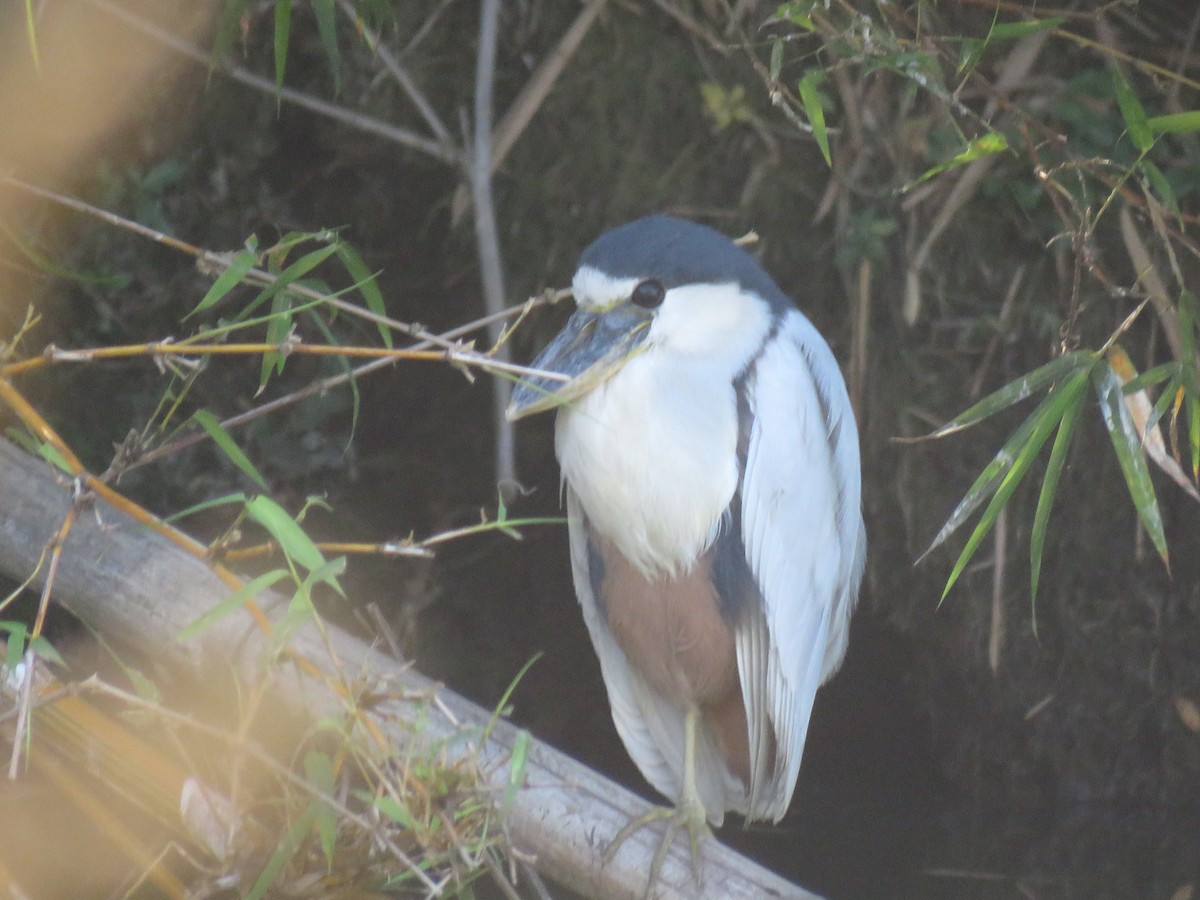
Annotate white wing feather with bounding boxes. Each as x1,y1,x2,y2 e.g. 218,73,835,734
737,309,866,822
565,489,748,825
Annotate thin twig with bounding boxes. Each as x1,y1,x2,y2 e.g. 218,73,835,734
85,0,458,164
337,0,457,154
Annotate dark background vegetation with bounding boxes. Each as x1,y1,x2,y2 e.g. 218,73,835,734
2,0,1200,897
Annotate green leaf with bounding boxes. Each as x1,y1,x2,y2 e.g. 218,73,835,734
798,69,832,168
236,241,339,323
260,290,293,384
1029,385,1084,618
941,369,1091,601
502,729,531,816
1120,360,1178,395
926,350,1093,439
1139,159,1179,219
191,409,268,490
903,131,1008,191
312,0,341,92
273,0,292,97
1111,68,1153,151
334,241,392,348
245,496,327,573
304,750,338,867
372,793,418,829
1179,290,1200,480
23,0,40,69
1,621,27,668
164,491,248,523
769,40,784,84
210,0,251,73
1145,111,1200,135
177,568,289,641
986,17,1065,41
189,237,259,319
1093,360,1168,564
247,802,316,900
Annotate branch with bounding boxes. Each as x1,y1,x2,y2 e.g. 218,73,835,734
86,0,459,164
0,438,821,900
471,0,515,489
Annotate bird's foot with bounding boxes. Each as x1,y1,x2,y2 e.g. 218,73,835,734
603,796,710,898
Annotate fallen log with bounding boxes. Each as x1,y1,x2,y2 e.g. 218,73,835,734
0,437,818,899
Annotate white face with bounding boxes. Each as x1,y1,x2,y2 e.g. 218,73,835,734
571,265,774,366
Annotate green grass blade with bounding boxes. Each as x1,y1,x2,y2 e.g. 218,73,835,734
1094,360,1169,564
245,496,327,573
941,369,1090,602
1029,383,1085,620
798,69,832,168
925,350,1092,438
188,238,259,319
191,409,269,490
178,568,289,641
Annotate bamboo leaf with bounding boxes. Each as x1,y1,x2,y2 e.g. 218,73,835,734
303,750,337,867
189,238,259,318
1030,384,1085,620
798,69,832,168
1145,111,1200,135
1108,345,1200,501
1111,68,1153,151
245,496,327,573
1179,290,1200,481
273,0,292,96
903,131,1008,192
260,290,293,384
941,369,1090,601
334,241,392,348
191,409,268,490
924,350,1092,438
237,241,340,323
178,568,289,641
1094,359,1169,564
985,17,1065,41
247,802,316,900
312,0,341,92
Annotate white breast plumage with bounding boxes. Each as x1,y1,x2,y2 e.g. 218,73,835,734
555,352,739,576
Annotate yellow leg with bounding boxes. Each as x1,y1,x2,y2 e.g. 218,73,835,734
603,706,711,897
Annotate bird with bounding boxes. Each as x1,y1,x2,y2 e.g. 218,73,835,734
506,215,865,883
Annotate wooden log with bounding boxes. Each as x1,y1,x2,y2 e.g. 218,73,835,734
0,438,819,899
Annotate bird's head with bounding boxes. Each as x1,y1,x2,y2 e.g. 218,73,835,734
507,215,787,420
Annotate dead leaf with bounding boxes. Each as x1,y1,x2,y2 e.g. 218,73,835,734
1173,696,1200,733
1107,345,1200,501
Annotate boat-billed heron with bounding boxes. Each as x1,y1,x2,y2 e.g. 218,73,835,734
507,215,865,881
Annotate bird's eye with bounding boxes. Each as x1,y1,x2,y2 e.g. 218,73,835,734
630,279,665,309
